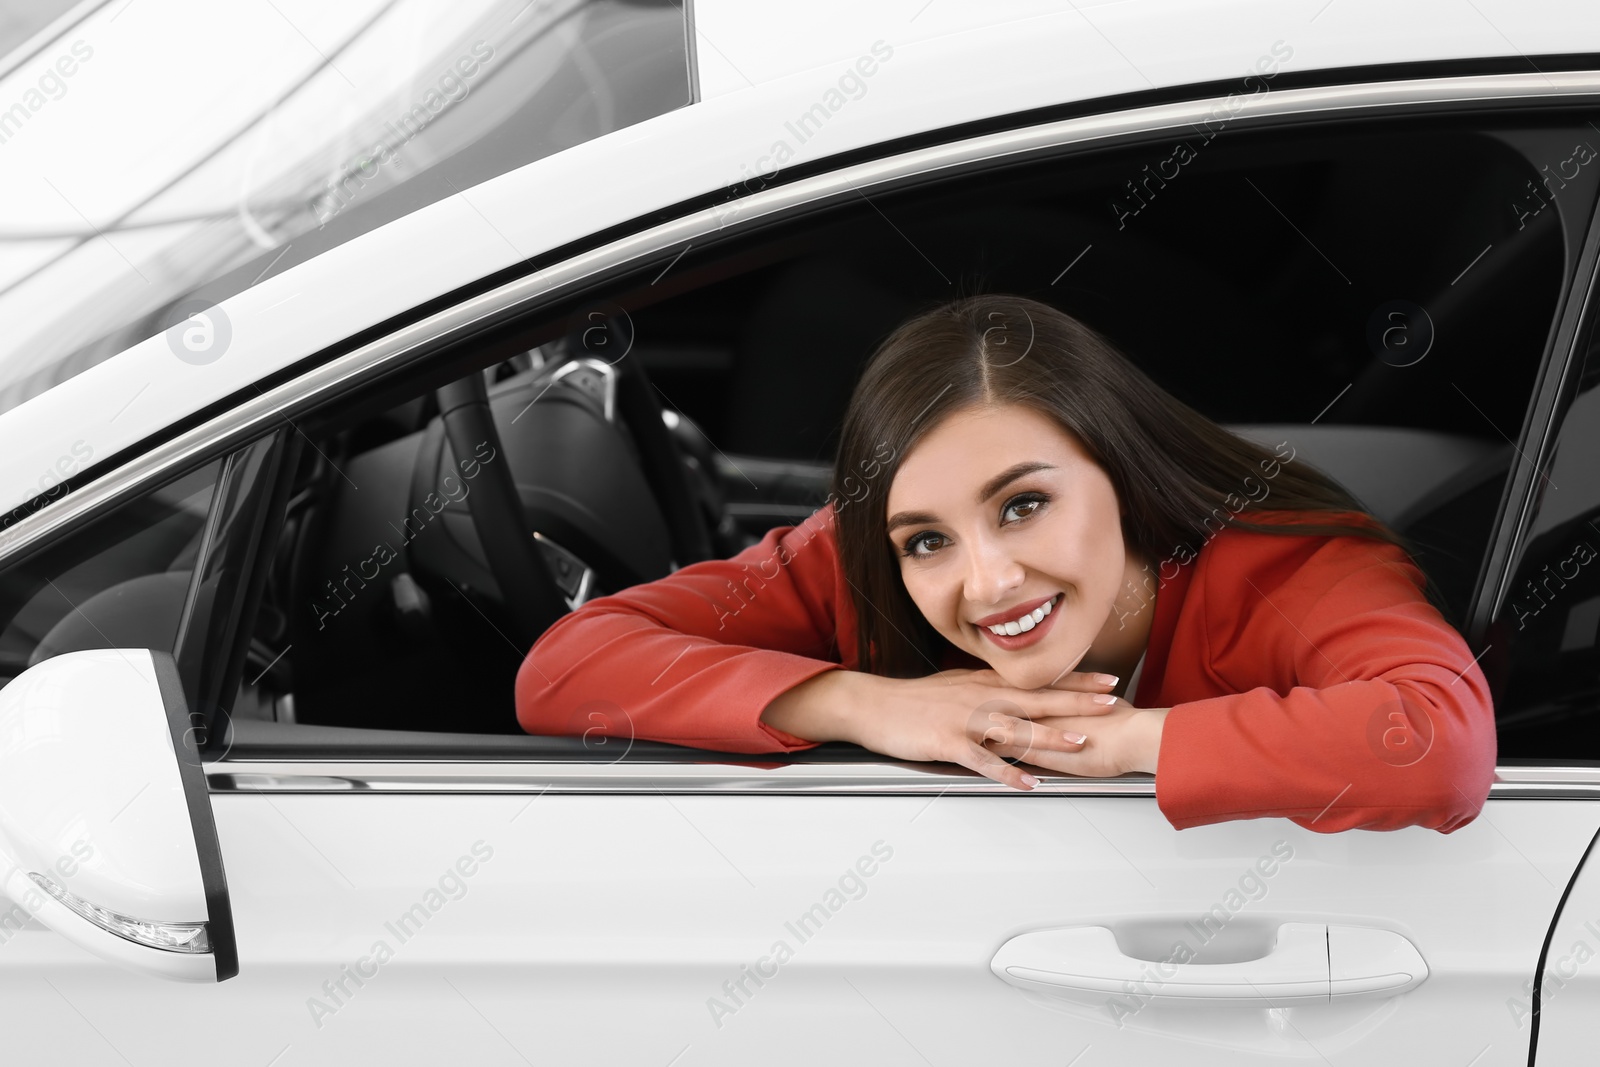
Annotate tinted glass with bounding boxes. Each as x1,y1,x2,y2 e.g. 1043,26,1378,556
1491,322,1600,760
0,462,220,682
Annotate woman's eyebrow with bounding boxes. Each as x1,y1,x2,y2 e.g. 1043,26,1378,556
886,509,938,535
885,462,1058,533
977,461,1056,504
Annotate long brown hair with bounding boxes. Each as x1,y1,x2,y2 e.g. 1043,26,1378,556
832,293,1438,678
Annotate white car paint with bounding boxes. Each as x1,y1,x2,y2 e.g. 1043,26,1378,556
0,789,1591,1062
1533,843,1600,1059
690,0,1589,100
0,650,218,983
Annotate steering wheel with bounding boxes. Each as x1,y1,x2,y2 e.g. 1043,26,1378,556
433,339,715,650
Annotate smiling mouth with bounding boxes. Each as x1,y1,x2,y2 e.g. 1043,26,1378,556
978,593,1062,637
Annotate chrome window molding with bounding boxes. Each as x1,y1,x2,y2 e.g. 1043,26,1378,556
204,761,1600,797
206,760,1161,795
4,71,1599,567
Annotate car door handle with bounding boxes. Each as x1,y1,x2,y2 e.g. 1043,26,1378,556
991,922,1427,1006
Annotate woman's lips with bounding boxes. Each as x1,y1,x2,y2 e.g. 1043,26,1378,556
977,593,1063,651
973,593,1058,628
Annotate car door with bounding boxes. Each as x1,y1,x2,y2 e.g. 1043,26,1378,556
4,70,1600,1067
192,76,1600,1066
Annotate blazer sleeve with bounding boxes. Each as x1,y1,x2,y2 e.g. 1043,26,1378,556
515,506,850,753
1154,532,1498,834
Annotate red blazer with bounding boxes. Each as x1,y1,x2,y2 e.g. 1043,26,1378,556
516,505,1497,833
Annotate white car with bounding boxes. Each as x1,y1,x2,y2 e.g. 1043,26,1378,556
0,0,1599,1062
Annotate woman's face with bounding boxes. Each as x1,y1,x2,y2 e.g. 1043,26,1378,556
884,402,1147,690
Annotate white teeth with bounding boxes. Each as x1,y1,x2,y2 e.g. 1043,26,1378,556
987,597,1057,636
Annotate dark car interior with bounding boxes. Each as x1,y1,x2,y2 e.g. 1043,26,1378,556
1,109,1593,763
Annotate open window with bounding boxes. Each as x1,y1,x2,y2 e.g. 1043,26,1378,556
223,104,1597,761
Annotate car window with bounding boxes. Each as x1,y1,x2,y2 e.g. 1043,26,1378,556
638,117,1588,631
236,105,1595,752
0,461,221,684
1491,299,1600,762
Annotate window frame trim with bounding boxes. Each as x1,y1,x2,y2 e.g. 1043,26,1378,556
174,430,299,739
199,761,1600,798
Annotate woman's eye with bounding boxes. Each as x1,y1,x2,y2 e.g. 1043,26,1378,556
901,531,946,559
1001,492,1048,524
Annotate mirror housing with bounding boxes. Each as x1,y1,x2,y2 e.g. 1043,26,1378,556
0,648,237,981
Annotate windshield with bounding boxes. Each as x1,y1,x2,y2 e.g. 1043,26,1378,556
0,0,690,418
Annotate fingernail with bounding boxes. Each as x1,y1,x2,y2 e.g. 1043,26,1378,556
1095,673,1119,687
1064,731,1087,744
1093,694,1118,705
1021,773,1040,789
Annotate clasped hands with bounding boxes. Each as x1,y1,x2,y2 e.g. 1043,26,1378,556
842,667,1170,791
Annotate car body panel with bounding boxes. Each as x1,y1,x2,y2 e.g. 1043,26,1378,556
1533,831,1600,1059
692,0,1599,100
0,790,1596,1062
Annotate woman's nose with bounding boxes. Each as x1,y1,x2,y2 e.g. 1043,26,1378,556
963,535,1025,606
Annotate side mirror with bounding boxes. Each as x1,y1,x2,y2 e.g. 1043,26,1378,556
0,649,237,981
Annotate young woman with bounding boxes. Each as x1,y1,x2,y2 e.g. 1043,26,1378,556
516,295,1496,833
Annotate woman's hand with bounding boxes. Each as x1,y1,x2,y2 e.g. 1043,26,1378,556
760,667,1141,790
918,669,1170,780
991,705,1171,778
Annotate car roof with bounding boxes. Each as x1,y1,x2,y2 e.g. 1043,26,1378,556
691,0,1594,97
2,0,1596,518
